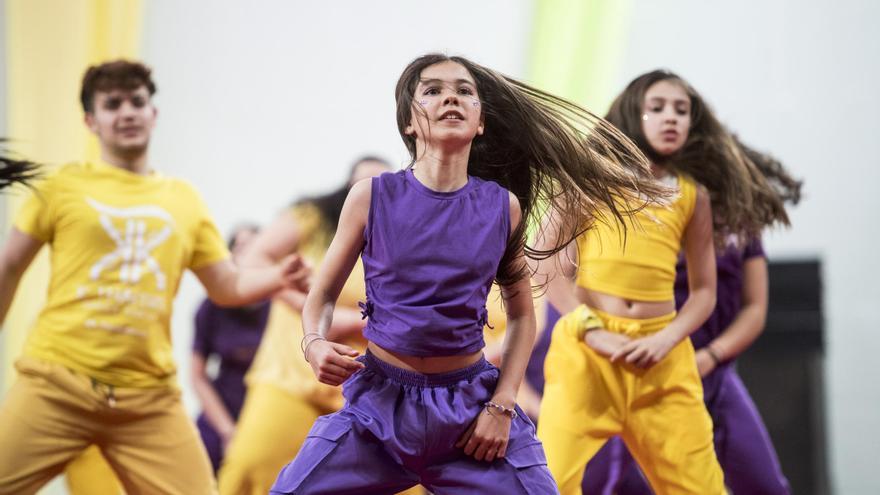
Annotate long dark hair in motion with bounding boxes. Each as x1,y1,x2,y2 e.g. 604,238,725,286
605,70,802,242
0,140,40,190
295,156,392,234
395,54,672,287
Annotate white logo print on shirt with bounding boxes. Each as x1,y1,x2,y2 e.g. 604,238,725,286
86,198,175,290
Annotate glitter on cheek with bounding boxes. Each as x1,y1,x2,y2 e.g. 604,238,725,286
419,100,428,106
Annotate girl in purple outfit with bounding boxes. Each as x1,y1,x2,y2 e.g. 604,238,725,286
191,224,271,472
577,70,802,495
270,54,672,495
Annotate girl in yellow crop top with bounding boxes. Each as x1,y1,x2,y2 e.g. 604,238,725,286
534,74,738,494
216,156,397,495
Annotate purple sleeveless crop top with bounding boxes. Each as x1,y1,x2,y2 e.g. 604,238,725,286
360,169,510,356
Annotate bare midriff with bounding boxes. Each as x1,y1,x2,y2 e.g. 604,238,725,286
367,342,484,374
577,286,675,319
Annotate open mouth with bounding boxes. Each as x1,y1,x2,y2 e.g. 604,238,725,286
439,110,465,121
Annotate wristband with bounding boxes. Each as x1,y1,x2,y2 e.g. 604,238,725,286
575,306,604,340
704,345,723,365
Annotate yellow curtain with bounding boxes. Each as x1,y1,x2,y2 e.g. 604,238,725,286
3,0,143,389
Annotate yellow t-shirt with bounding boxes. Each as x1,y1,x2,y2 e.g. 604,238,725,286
14,161,229,388
576,174,697,301
245,203,366,406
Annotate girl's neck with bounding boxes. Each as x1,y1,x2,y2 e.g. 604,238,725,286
412,143,471,192
649,161,669,179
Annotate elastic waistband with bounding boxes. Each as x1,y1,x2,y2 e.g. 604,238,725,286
361,350,492,387
591,307,676,335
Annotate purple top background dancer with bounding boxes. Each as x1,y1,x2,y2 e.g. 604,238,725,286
686,238,765,360
192,298,270,471
191,224,271,472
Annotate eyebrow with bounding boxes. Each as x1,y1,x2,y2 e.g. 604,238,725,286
418,78,476,87
647,96,689,105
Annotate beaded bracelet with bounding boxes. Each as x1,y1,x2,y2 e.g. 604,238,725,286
484,401,518,420
300,332,326,363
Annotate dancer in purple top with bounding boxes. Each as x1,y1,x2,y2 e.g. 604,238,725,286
191,223,271,472
575,70,802,495
269,53,671,494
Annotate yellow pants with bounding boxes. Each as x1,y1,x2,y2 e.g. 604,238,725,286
537,306,725,495
65,446,123,495
0,357,215,495
217,383,330,495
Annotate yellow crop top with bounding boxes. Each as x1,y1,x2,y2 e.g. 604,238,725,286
575,174,697,302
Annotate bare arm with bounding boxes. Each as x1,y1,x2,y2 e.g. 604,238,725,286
490,194,535,411
301,180,372,385
240,210,304,268
612,189,716,367
190,351,236,447
530,208,580,315
0,229,44,327
242,209,366,340
458,194,535,463
662,188,717,343
492,280,536,404
193,255,308,307
696,256,768,376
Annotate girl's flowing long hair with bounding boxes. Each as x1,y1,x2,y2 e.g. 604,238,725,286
605,70,802,242
395,54,671,286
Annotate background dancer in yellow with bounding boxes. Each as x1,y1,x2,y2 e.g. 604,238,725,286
0,60,308,495
535,72,725,494
217,156,394,495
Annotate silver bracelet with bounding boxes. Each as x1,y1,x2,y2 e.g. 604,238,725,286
484,401,518,420
302,334,326,363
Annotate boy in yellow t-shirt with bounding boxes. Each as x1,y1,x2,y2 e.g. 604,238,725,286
0,60,307,495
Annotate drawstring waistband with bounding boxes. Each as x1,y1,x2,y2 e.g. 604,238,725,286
91,377,117,408
590,308,676,335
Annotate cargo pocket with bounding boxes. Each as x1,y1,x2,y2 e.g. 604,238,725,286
505,442,559,494
270,415,353,494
